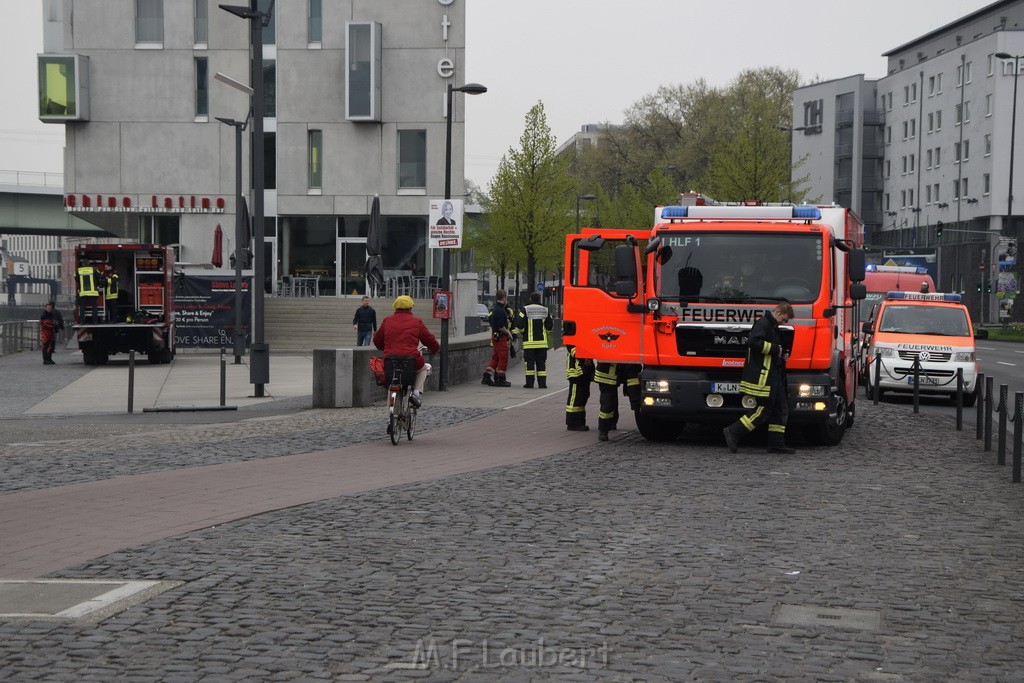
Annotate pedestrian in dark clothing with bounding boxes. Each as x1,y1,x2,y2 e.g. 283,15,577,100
352,296,377,346
482,290,513,387
565,344,594,431
39,300,64,365
514,291,553,388
722,301,796,454
594,362,641,441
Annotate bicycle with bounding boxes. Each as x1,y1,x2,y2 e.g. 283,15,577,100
384,355,418,445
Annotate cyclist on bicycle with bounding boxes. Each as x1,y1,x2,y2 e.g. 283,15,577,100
373,295,440,407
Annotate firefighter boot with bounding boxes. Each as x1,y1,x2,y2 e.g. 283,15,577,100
723,423,742,453
523,375,534,389
538,377,547,389
481,371,494,386
493,374,512,387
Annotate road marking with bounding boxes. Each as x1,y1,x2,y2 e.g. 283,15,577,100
997,361,1016,366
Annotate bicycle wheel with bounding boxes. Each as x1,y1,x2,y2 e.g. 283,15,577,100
406,402,417,441
388,389,401,445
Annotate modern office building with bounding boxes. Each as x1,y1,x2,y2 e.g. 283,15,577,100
39,0,473,297
788,0,1024,321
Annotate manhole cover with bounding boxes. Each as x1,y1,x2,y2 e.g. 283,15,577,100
0,579,181,623
773,604,882,631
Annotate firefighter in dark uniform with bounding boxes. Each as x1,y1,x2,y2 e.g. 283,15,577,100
595,361,641,441
76,261,100,324
722,301,796,454
104,268,120,322
565,344,594,431
514,291,553,388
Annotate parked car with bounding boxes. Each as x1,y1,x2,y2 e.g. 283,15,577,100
476,303,489,321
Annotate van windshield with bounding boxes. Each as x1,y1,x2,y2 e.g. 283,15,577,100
878,304,970,336
655,232,823,304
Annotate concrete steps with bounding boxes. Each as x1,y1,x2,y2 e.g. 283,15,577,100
263,297,444,352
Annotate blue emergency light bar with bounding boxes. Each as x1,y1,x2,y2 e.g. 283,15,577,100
885,291,962,303
659,205,822,220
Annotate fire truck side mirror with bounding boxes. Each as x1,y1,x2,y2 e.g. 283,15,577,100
614,244,637,298
847,248,866,282
850,282,867,300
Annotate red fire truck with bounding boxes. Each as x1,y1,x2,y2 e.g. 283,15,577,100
562,202,867,445
73,243,176,365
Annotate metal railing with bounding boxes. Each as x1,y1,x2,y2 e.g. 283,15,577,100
0,321,71,357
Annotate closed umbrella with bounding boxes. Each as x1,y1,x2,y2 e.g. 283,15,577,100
212,223,224,268
364,195,385,297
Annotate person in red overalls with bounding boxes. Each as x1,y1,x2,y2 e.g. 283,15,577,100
39,300,64,365
482,289,513,387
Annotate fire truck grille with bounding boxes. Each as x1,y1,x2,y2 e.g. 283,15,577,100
675,326,794,358
897,350,952,362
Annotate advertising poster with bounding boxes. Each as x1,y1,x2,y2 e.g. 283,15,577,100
173,274,251,348
432,290,451,319
428,198,463,249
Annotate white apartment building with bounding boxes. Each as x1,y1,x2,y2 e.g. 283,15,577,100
789,0,1024,321
39,0,474,297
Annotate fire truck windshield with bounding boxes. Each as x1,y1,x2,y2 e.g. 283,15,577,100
878,304,970,336
656,232,824,304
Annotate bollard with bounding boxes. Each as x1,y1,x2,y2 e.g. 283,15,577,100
1014,392,1023,484
976,372,985,440
912,356,920,414
220,347,227,407
128,349,135,414
873,354,881,405
998,384,1008,466
955,368,963,431
984,376,994,453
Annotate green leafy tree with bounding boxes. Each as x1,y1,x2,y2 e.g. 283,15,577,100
486,102,576,292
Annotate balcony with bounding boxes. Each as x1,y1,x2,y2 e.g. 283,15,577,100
862,142,885,158
863,109,886,126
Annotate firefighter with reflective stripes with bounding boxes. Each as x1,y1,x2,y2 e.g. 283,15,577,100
514,291,553,388
595,362,641,442
565,344,593,431
104,269,120,322
76,261,101,324
722,301,796,454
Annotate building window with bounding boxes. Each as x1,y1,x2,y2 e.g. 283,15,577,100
886,92,893,111
936,73,942,93
398,130,426,189
965,101,971,122
308,130,322,190
928,75,935,96
902,156,908,174
346,22,382,121
984,173,991,195
926,184,932,204
910,154,915,173
885,193,890,211
136,0,163,45
909,189,914,206
989,53,996,76
911,82,917,102
195,57,208,117
904,85,909,105
259,0,275,44
885,160,891,177
910,118,916,138
194,0,208,45
928,112,934,133
902,121,908,140
264,132,276,190
308,0,322,44
885,125,891,144
901,190,907,208
955,141,961,162
985,133,992,156
38,54,87,120
954,179,961,199
933,183,939,201
935,147,941,167
986,94,993,117
936,110,942,130
927,149,933,168
263,59,275,117
955,103,962,125
963,177,969,198
963,139,970,161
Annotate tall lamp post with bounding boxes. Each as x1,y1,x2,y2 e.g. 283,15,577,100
439,81,487,391
996,51,1022,321
775,125,807,203
220,0,273,397
576,194,596,230
215,111,250,364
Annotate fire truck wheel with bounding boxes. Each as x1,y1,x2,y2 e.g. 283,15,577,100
962,386,978,407
634,411,685,442
809,380,848,446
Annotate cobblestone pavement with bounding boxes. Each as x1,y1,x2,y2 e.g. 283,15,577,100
2,389,1024,679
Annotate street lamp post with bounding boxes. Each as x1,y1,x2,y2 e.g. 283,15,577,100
996,52,1022,321
775,125,807,203
576,194,596,230
220,1,272,396
215,113,250,364
439,81,487,392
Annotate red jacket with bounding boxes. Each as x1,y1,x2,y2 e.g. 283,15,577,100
373,309,440,369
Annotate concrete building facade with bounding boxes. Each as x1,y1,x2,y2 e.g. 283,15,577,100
40,0,473,297
789,0,1024,322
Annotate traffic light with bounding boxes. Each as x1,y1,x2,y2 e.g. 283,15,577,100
977,282,983,292
986,283,993,293
936,221,943,238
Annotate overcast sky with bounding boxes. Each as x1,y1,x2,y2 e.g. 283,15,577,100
0,0,997,187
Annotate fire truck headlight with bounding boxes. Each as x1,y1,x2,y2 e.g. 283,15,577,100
875,347,896,358
644,380,670,393
952,352,975,362
646,298,660,311
741,395,758,409
797,384,827,398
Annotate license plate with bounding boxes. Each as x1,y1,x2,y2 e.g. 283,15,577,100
907,376,943,385
711,382,740,394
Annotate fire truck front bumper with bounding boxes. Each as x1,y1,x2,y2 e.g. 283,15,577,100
638,368,837,424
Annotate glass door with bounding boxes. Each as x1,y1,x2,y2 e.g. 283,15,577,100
336,238,367,297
